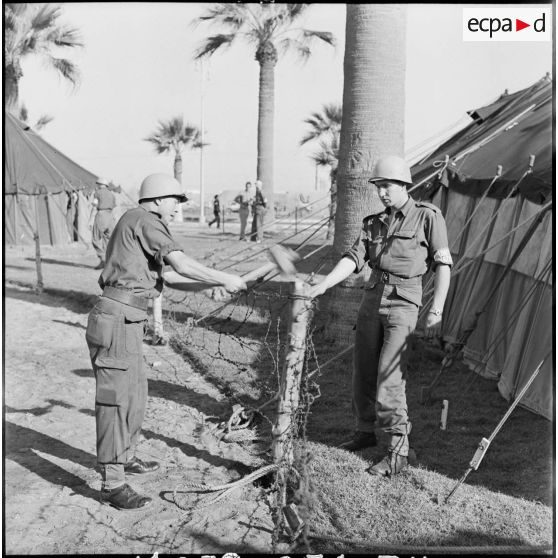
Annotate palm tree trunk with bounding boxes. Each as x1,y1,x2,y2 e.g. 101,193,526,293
256,42,277,222
325,4,407,343
173,151,184,223
5,65,21,113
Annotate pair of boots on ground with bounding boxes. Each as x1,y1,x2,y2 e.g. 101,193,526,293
100,456,159,511
340,429,411,477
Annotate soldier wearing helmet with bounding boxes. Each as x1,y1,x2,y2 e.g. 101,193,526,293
86,173,246,510
90,177,116,269
309,155,452,477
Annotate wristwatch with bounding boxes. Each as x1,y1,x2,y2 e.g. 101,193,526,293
428,308,443,316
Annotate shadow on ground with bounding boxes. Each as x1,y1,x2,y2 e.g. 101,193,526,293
5,421,98,502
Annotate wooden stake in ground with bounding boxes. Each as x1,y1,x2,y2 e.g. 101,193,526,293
271,279,313,541
272,279,313,466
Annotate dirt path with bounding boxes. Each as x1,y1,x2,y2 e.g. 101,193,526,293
4,285,276,554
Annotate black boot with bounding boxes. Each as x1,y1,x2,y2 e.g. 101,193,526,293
124,456,160,475
101,483,152,511
366,452,409,477
338,431,377,452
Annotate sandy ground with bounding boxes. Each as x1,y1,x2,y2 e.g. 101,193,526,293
4,234,284,555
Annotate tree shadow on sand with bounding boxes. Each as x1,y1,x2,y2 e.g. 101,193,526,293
25,256,96,269
5,285,98,314
5,421,98,502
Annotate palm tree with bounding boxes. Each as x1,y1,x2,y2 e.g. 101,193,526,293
326,4,408,343
193,3,335,219
144,116,203,222
300,103,342,238
18,103,53,131
4,3,82,112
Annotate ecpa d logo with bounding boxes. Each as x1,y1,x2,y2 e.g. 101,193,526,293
463,7,551,41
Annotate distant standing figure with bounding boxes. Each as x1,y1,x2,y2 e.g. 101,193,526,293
90,178,116,269
66,190,79,241
236,181,254,240
208,194,221,228
250,180,267,243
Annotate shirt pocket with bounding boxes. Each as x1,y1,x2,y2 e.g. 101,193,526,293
367,235,385,260
94,356,130,406
389,229,418,259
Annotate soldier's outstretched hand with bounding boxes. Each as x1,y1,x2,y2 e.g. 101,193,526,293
223,275,247,294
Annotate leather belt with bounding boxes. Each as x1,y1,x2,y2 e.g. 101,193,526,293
102,286,149,311
369,267,421,286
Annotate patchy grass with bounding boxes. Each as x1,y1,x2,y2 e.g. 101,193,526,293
6,235,553,552
162,276,553,551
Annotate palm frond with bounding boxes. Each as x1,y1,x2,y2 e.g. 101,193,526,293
30,4,62,33
285,4,308,20
18,104,28,122
300,103,342,145
311,139,339,167
44,26,83,48
35,114,54,130
194,3,250,32
144,135,171,154
145,117,202,155
193,33,236,59
302,29,336,47
46,56,80,85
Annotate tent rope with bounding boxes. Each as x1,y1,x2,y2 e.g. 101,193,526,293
460,259,552,395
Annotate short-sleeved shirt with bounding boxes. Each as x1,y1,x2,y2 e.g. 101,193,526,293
237,191,252,209
99,206,183,299
95,188,116,211
343,196,453,279
253,189,266,208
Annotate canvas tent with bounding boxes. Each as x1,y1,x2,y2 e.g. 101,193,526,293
411,75,552,420
4,111,100,246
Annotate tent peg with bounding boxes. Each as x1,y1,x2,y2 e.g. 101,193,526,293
528,154,536,172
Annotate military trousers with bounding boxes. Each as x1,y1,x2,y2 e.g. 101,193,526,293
85,297,148,489
91,209,114,260
251,206,266,242
239,207,250,239
353,284,419,455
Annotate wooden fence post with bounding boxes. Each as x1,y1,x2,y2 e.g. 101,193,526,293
272,279,313,469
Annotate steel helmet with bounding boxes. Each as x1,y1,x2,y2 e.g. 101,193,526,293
138,173,187,202
368,155,413,185
96,177,110,186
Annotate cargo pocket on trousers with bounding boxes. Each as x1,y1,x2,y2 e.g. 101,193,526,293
86,311,116,349
124,319,146,354
95,356,130,406
395,284,422,308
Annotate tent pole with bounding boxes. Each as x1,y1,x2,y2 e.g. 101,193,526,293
34,198,44,293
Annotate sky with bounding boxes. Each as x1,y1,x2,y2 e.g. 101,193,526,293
17,3,553,200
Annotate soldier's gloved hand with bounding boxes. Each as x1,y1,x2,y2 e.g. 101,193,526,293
424,311,442,338
223,275,247,294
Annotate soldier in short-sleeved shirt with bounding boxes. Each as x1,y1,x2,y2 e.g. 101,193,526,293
91,179,117,268
100,206,183,298
308,156,452,478
344,196,453,306
85,173,246,511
